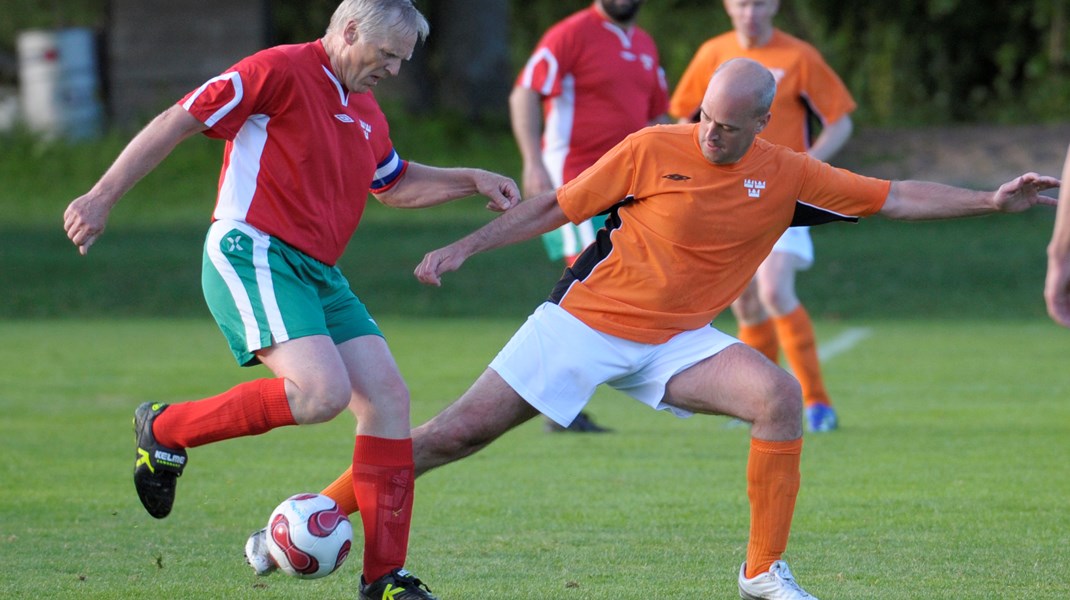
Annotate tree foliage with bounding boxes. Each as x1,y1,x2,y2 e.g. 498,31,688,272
2,0,1066,125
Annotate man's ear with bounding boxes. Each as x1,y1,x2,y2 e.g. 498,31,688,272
344,20,359,45
755,112,771,134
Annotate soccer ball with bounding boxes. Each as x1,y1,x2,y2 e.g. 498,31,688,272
266,493,353,579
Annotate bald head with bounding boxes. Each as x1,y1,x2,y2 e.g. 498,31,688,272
706,58,776,118
695,58,776,164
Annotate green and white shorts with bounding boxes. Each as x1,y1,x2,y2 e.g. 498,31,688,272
201,220,382,366
540,215,608,262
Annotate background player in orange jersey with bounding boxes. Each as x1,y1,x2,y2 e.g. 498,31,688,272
510,0,671,433
248,59,1058,599
670,0,855,432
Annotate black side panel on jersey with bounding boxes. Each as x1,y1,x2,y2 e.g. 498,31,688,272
790,200,861,227
548,196,633,304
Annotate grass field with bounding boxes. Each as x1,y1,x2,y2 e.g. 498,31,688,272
1,126,1068,598
1,317,1068,599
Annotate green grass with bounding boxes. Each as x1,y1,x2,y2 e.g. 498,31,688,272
0,317,1067,599
1,123,1067,598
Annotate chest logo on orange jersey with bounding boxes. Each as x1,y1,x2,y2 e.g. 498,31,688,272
662,173,691,181
744,179,766,198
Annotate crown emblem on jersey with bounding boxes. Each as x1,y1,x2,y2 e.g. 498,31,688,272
744,179,766,198
662,173,691,181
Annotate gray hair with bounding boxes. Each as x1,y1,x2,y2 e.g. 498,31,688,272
326,0,430,42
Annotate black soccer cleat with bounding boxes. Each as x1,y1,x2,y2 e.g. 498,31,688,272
133,402,187,519
544,411,614,433
359,568,438,600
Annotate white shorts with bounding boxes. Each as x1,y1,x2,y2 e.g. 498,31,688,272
489,303,740,427
770,226,813,267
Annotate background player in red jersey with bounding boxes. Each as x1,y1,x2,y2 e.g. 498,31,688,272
671,0,855,432
62,2,519,598
510,0,670,432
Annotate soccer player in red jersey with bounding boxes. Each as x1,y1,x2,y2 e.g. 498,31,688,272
62,2,520,598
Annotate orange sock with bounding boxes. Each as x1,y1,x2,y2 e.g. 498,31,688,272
353,436,415,582
152,378,293,448
321,466,359,515
745,437,802,579
737,320,779,363
773,306,830,407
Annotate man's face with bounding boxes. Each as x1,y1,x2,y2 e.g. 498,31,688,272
338,22,417,93
696,85,768,165
723,0,778,42
598,0,644,23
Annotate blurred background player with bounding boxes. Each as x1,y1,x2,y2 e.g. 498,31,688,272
510,0,671,433
1046,143,1070,327
669,0,855,432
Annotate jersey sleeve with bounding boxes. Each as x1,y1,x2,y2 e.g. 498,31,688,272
557,136,637,223
515,23,574,98
363,95,407,194
179,49,283,141
797,46,856,126
668,40,719,121
796,156,889,219
648,65,670,121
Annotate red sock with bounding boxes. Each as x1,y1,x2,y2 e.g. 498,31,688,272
352,436,415,582
745,437,802,578
152,378,294,448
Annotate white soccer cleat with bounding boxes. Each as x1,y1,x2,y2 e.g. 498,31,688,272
738,561,818,600
244,527,278,576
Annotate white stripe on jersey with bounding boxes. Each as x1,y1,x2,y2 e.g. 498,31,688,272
321,65,349,107
214,114,270,222
183,72,244,128
521,47,558,97
541,74,575,188
601,21,633,49
371,149,404,190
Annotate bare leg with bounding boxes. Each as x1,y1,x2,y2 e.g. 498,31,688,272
413,368,540,476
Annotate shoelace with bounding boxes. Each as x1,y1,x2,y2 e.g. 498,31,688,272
771,565,810,596
396,572,433,593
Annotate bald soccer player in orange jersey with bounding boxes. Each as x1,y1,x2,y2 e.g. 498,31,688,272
248,59,1058,599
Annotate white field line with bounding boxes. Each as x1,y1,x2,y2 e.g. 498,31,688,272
817,327,872,363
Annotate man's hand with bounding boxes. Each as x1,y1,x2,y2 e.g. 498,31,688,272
414,243,469,287
476,172,522,212
1045,257,1070,327
63,192,114,255
993,172,1059,213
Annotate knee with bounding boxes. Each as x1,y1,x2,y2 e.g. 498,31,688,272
732,287,766,323
753,371,803,430
756,283,797,315
293,376,352,424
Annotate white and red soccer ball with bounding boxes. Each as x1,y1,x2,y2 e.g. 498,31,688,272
266,493,353,579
